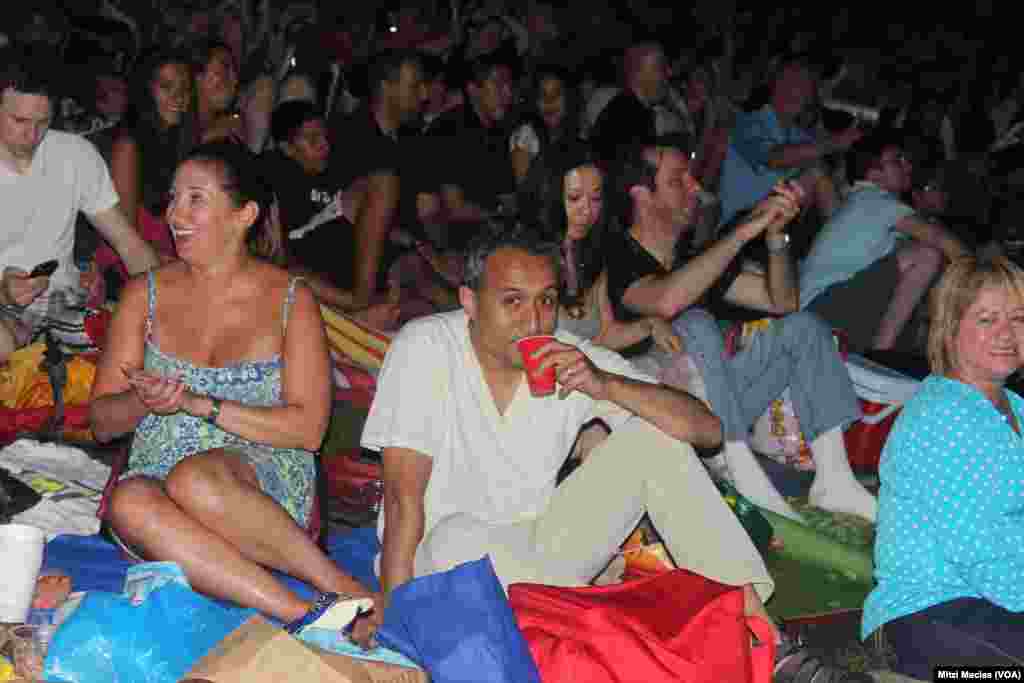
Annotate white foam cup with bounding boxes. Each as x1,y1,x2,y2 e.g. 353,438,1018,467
0,523,46,623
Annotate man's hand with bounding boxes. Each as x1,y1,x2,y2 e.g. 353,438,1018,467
2,267,49,307
735,181,804,243
534,340,611,401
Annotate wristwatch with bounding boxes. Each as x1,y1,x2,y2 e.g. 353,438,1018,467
206,397,223,425
766,233,791,253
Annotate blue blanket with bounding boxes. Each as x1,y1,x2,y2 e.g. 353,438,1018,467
43,529,540,683
43,527,383,597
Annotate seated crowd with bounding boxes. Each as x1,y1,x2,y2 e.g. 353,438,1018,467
4,5,1024,678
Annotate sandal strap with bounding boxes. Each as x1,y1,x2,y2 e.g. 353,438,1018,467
775,647,814,682
284,592,340,634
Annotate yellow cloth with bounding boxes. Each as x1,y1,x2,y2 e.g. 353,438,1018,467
0,342,96,409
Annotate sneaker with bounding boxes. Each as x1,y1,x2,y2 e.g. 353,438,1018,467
774,632,874,683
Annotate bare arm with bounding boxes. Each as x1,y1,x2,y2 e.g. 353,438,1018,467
90,276,153,442
623,184,803,319
510,147,531,185
894,215,970,263
87,205,160,275
287,264,356,310
539,342,722,449
98,279,333,451
604,374,722,449
352,172,401,307
621,228,750,319
722,246,799,314
184,283,332,451
109,135,141,234
592,271,665,351
765,125,863,170
379,447,433,595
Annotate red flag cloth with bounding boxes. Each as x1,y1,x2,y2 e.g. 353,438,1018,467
509,569,775,683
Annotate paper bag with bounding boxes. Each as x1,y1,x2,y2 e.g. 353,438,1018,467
183,616,428,683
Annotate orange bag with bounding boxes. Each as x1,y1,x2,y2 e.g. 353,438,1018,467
509,570,775,683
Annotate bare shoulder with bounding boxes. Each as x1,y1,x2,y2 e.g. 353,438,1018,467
117,270,152,310
243,261,316,313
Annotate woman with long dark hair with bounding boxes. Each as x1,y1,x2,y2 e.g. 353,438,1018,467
532,152,679,371
100,50,195,281
189,39,243,145
510,65,585,187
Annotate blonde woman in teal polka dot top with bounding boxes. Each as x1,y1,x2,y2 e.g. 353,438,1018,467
862,255,1024,678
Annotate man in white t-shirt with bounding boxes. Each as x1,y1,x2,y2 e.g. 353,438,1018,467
0,50,159,359
360,221,777,646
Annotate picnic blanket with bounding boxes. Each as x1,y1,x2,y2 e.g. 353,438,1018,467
0,439,109,539
619,497,875,622
321,304,391,410
42,529,541,683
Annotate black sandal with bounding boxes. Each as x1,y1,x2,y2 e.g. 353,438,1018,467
774,633,874,683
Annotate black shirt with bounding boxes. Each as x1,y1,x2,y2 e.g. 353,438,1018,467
261,149,356,289
330,104,407,187
330,104,437,243
605,230,742,357
590,91,657,163
426,103,516,211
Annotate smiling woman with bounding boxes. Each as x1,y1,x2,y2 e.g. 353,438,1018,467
99,49,196,282
863,254,1024,677
89,141,379,634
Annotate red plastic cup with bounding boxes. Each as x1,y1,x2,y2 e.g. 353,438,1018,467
516,334,557,397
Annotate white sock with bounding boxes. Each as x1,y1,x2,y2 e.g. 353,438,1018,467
722,441,804,523
808,427,878,522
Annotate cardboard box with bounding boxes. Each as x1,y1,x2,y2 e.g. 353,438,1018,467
183,616,428,683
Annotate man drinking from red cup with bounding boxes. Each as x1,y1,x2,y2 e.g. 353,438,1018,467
356,219,789,652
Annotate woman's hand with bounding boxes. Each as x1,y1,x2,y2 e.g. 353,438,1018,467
121,365,189,416
348,591,387,650
650,318,682,354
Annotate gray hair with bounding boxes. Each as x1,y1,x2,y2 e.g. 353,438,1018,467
462,220,561,291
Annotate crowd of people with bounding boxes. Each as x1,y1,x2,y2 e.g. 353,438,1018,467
3,1,1024,679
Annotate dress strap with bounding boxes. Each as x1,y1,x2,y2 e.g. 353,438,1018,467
145,270,157,341
282,277,303,335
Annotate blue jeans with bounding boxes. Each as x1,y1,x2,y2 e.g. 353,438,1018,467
671,309,860,444
885,598,1024,678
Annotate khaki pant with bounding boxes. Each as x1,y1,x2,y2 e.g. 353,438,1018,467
415,417,775,601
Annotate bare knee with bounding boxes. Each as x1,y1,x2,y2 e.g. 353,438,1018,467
108,477,166,532
165,453,239,518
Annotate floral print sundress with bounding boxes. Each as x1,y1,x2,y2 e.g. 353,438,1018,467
124,271,315,526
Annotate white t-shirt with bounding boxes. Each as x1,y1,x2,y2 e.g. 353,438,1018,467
361,309,654,543
0,130,119,293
